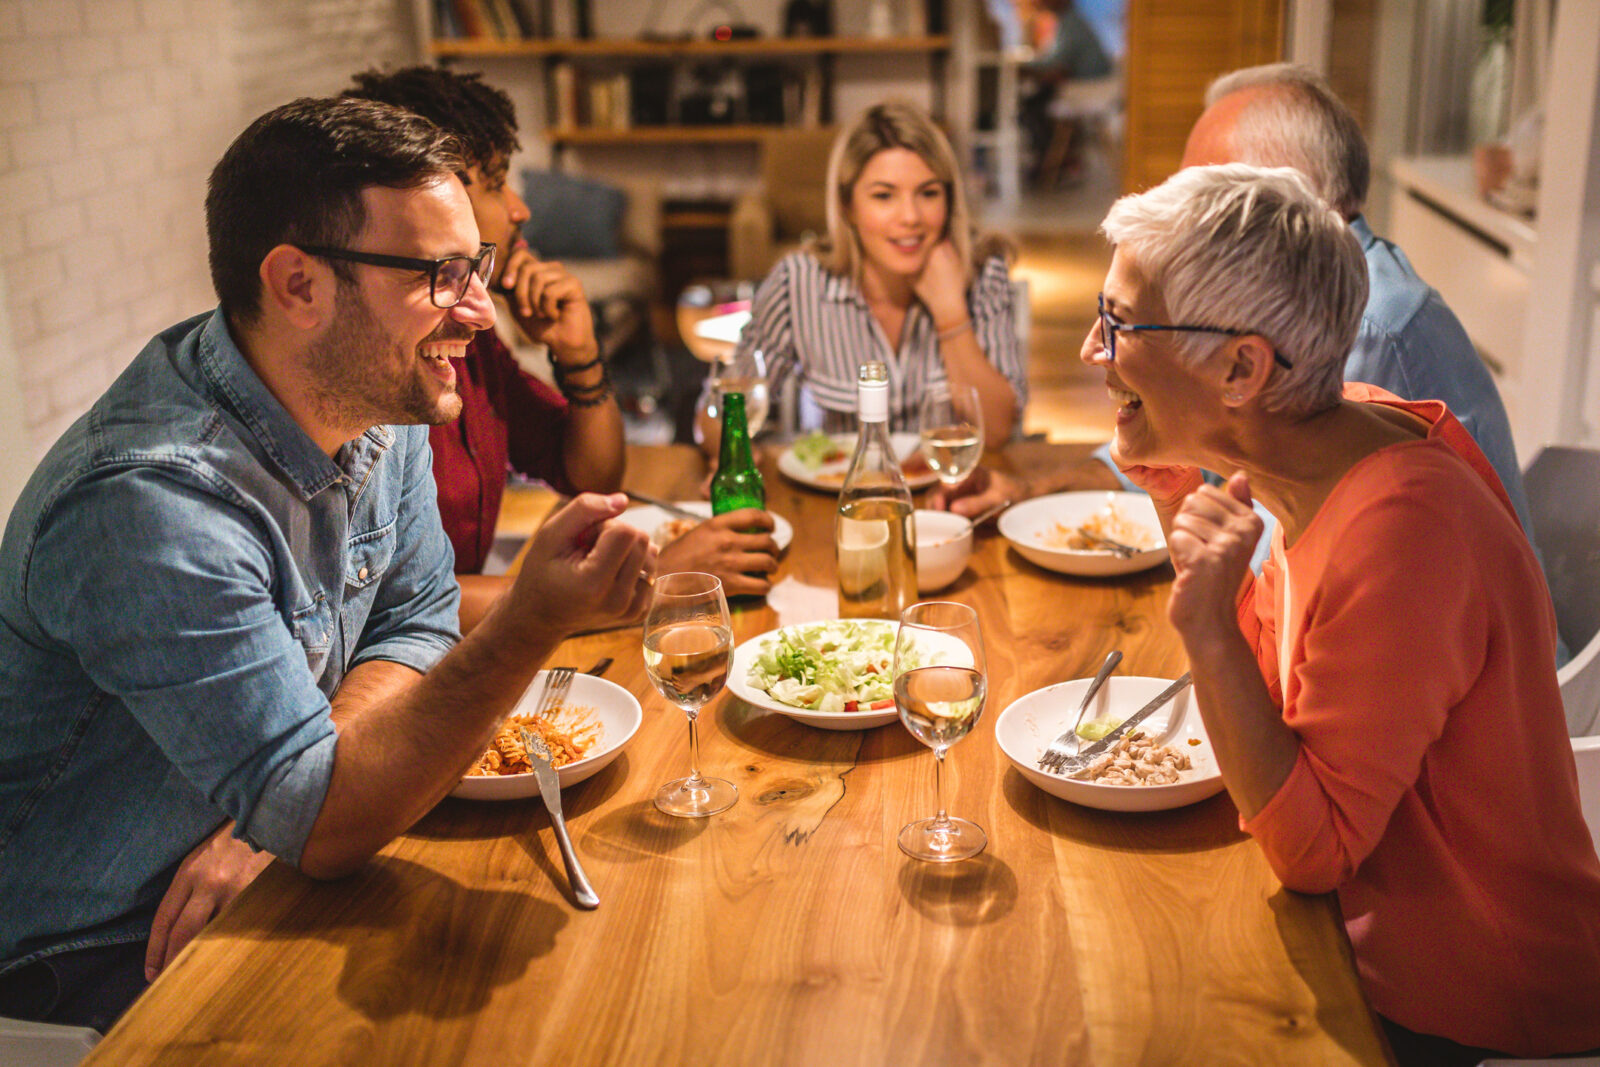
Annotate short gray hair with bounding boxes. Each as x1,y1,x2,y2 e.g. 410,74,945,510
1204,63,1369,218
1100,164,1368,418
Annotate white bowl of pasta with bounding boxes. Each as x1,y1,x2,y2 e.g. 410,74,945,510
998,491,1168,577
452,670,643,800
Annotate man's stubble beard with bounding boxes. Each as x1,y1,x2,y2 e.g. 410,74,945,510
305,281,464,432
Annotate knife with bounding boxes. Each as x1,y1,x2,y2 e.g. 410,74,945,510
623,490,703,522
1060,672,1192,772
518,727,600,909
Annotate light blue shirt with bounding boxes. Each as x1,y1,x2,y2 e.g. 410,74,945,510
0,310,460,972
1344,215,1533,540
1095,216,1534,537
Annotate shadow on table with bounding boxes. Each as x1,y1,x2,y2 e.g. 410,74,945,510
999,767,1247,855
1269,889,1390,1062
581,798,713,864
896,853,1019,927
720,698,926,767
225,857,566,1021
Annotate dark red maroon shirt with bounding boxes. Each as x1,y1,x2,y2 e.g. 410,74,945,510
428,330,572,574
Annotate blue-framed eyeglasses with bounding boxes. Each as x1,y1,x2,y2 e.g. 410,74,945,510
297,242,496,309
1096,293,1293,369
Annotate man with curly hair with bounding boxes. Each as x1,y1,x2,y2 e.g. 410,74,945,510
343,67,779,628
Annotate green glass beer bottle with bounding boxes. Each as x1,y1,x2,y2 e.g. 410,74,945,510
710,391,765,514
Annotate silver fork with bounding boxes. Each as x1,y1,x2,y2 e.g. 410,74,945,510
520,668,599,908
1037,651,1121,774
536,666,576,716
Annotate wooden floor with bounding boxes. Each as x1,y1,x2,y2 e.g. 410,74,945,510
1010,229,1116,443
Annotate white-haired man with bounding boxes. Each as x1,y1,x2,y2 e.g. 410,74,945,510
935,64,1536,556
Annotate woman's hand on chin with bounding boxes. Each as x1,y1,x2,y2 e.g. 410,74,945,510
1166,472,1262,642
911,240,968,320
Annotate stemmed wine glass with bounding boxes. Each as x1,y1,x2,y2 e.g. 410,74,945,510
919,382,984,488
894,600,988,861
694,350,769,443
642,572,738,817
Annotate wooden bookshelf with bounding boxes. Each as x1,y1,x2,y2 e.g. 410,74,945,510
429,35,952,60
430,32,950,161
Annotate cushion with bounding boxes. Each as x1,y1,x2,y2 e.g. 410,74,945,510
520,169,627,260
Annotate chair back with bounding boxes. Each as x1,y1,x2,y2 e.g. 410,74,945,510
0,1017,99,1067
1524,446,1600,735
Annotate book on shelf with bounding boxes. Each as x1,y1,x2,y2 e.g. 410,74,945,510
449,0,491,38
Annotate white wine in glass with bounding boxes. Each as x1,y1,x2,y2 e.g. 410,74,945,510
643,572,738,817
919,382,984,487
894,600,987,861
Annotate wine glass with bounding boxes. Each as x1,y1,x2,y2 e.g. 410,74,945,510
919,382,984,487
894,600,988,861
642,572,738,817
693,351,770,445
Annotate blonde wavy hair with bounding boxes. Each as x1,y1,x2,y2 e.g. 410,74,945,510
812,101,1007,285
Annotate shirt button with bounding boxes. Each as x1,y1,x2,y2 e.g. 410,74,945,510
358,567,368,580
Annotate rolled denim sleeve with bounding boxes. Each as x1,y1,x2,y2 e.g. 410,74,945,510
26,467,337,865
349,427,460,673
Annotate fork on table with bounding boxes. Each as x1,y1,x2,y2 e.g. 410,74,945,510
518,667,600,909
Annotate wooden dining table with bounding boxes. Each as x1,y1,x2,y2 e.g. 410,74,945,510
85,441,1392,1066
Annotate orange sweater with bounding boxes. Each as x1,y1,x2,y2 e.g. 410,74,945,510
1237,386,1600,1054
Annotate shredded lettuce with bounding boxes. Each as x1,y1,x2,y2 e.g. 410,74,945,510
789,431,844,472
746,620,926,713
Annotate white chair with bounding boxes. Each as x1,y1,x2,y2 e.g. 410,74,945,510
1522,446,1600,737
0,1017,99,1067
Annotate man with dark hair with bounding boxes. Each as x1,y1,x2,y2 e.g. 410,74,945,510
0,96,653,1031
342,67,779,628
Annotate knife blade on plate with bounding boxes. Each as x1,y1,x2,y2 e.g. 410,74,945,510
1063,672,1192,770
623,490,703,522
518,727,600,909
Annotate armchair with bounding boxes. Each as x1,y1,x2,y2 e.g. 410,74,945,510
727,126,838,282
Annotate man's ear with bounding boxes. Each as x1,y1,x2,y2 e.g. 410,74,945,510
1219,334,1278,407
259,244,334,331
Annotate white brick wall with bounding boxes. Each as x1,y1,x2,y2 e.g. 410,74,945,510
0,0,418,482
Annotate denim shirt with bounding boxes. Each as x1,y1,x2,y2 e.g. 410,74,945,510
0,310,460,972
1344,215,1535,541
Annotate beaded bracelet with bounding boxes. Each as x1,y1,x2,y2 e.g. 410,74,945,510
551,354,604,381
563,383,614,408
558,366,613,405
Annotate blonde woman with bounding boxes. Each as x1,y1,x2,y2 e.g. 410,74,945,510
720,102,1022,449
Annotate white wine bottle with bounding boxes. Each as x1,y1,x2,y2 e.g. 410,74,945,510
836,362,916,619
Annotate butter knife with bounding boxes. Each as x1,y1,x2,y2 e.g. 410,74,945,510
518,727,600,909
1053,672,1192,777
624,490,703,522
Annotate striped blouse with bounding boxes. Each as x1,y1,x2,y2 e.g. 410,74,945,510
729,251,1025,435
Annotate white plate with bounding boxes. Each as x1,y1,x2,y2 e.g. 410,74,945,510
619,500,793,553
727,619,973,730
451,671,643,800
995,675,1223,812
776,432,937,492
998,491,1169,576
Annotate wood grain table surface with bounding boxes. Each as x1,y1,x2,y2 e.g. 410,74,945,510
85,441,1391,1066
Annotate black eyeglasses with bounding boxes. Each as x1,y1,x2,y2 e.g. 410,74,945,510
298,242,496,309
1097,293,1293,369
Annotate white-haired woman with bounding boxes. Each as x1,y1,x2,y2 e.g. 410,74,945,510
715,101,1023,449
1095,164,1600,1064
